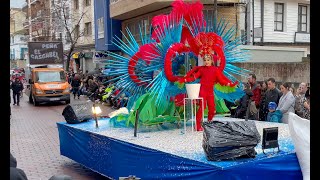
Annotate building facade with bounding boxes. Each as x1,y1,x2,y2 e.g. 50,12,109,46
71,0,97,72
94,0,121,51
20,0,75,70
22,0,55,41
93,0,122,68
51,0,73,52
10,8,28,69
110,0,242,43
239,0,310,85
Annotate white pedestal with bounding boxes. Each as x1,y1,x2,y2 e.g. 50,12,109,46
183,97,204,134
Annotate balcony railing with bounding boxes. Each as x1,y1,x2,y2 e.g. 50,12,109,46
30,0,40,5
23,20,29,28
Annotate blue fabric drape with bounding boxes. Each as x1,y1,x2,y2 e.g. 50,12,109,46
57,121,302,180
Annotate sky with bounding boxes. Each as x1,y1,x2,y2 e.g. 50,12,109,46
10,0,26,8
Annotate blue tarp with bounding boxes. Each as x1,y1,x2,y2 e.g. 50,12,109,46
57,119,302,180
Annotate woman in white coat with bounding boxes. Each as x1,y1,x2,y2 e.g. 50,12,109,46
277,82,296,124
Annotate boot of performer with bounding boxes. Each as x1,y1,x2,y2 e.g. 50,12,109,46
207,94,216,122
195,116,203,131
195,103,204,131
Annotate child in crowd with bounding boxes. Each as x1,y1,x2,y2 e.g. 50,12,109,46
267,102,283,123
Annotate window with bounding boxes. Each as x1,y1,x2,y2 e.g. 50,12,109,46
65,33,71,43
97,17,104,39
274,3,284,31
36,71,66,83
84,22,92,36
85,0,91,6
74,0,79,9
11,36,14,44
298,5,308,32
74,25,80,39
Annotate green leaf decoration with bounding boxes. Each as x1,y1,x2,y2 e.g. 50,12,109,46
215,83,236,93
133,93,150,111
174,81,185,89
139,96,156,123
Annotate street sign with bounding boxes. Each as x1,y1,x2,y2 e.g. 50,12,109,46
93,51,108,63
28,41,64,65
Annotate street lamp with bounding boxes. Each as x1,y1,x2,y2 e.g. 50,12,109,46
92,103,102,128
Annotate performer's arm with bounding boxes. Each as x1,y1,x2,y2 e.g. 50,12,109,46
215,70,237,86
178,68,202,83
184,66,200,77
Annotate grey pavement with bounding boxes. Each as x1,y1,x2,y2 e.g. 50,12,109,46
10,94,114,180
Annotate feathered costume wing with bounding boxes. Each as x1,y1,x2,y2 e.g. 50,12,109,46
104,0,251,111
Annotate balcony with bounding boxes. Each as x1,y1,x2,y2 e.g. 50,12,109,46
23,20,29,28
110,0,241,20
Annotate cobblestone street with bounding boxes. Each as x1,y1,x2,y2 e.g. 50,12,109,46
10,95,113,180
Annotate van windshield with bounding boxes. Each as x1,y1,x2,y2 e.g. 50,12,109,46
36,71,66,83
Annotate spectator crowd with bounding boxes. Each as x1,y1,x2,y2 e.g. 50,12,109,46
67,68,130,110
232,73,310,123
68,69,310,123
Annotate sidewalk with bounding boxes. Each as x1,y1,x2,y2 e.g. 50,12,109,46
10,94,113,180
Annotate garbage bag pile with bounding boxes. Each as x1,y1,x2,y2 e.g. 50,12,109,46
202,120,261,161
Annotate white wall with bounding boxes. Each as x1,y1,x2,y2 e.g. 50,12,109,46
10,34,27,60
254,0,310,43
240,45,308,62
78,0,95,45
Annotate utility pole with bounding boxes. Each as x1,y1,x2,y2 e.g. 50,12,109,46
213,0,218,32
28,0,32,42
27,0,32,67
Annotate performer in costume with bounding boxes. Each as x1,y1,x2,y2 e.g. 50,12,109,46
178,49,237,131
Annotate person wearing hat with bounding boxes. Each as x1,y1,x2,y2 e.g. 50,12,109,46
267,102,282,123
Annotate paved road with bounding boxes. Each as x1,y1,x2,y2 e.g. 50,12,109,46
10,94,114,180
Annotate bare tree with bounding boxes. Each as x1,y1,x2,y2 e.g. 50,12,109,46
51,0,86,71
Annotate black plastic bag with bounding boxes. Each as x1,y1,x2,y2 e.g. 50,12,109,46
202,120,261,161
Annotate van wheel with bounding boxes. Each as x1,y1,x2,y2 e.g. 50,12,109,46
66,99,70,104
32,95,39,106
29,93,33,103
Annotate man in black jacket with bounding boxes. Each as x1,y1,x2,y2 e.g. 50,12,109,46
261,78,282,121
11,78,24,106
233,83,253,119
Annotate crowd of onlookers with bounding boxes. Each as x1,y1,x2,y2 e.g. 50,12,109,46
69,70,310,123
67,69,130,110
231,73,310,123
